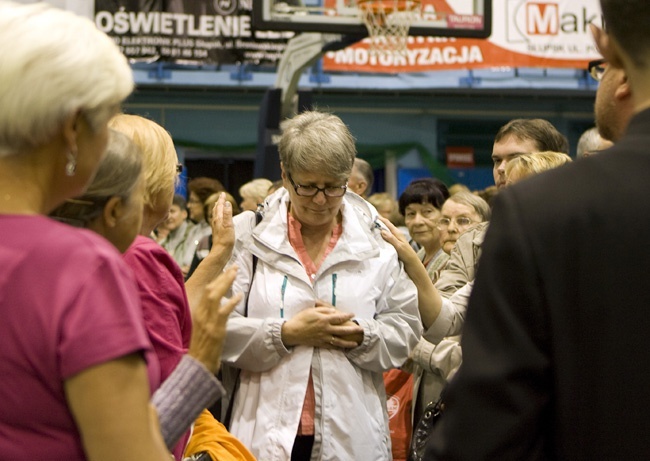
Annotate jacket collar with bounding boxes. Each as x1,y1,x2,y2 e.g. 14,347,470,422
249,189,381,278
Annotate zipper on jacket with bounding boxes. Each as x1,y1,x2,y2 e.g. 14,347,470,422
280,275,288,318
331,273,337,307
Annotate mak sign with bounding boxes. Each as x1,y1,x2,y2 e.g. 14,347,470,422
324,0,603,73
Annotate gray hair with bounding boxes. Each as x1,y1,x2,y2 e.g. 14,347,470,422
278,110,356,181
50,130,143,226
446,191,491,222
352,158,374,193
0,2,133,157
576,127,611,158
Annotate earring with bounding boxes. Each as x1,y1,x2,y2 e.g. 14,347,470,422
65,150,77,176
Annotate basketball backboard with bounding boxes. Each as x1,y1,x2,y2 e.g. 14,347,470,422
253,0,491,39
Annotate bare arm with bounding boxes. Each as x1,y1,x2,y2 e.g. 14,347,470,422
185,193,234,312
152,266,241,447
65,354,170,461
378,216,443,329
66,269,241,460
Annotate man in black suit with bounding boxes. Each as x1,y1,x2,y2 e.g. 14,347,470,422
425,0,650,459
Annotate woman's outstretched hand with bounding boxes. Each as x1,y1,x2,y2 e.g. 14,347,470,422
210,192,235,254
188,266,242,373
186,193,235,313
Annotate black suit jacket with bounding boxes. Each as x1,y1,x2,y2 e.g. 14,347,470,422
427,108,650,460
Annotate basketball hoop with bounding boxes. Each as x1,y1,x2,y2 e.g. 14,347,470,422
358,0,421,55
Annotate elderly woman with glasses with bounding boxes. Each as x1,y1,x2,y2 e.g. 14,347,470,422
221,110,421,461
438,191,491,255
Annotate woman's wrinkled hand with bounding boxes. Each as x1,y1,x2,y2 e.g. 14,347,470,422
281,302,364,350
210,192,234,253
188,266,242,373
378,216,422,268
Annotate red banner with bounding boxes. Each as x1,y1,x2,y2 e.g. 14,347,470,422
446,146,475,168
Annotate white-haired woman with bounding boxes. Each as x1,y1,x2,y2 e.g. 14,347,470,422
223,110,421,460
239,177,273,212
0,3,233,461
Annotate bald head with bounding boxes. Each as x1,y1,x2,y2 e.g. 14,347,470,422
348,158,374,198
577,127,613,157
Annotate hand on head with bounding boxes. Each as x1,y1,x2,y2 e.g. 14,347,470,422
378,216,420,263
188,266,242,373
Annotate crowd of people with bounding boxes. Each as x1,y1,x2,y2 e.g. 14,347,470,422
2,0,646,459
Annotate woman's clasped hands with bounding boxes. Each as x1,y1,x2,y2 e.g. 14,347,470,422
280,300,364,349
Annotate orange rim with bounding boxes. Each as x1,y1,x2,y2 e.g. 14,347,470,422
358,0,420,14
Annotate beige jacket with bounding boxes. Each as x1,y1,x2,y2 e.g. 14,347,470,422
435,222,489,298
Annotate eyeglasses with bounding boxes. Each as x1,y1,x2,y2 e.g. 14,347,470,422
176,163,184,174
287,173,347,198
437,216,475,229
588,59,607,82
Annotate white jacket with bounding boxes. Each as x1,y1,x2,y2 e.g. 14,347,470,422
222,189,421,460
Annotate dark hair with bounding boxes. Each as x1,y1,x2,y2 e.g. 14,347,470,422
172,194,187,210
601,0,650,68
474,185,499,207
398,178,450,216
494,119,569,154
187,177,224,204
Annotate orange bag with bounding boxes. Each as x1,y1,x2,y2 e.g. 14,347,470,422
184,409,256,461
383,368,414,461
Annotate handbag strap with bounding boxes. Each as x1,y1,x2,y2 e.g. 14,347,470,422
223,209,264,427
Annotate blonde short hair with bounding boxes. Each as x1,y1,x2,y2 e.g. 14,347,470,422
204,192,241,218
239,178,273,202
108,114,177,210
368,192,395,212
0,2,132,157
506,151,573,183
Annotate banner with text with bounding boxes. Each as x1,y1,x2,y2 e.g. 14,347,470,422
94,0,292,65
323,0,603,73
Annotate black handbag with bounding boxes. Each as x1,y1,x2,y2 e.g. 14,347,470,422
407,393,445,461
